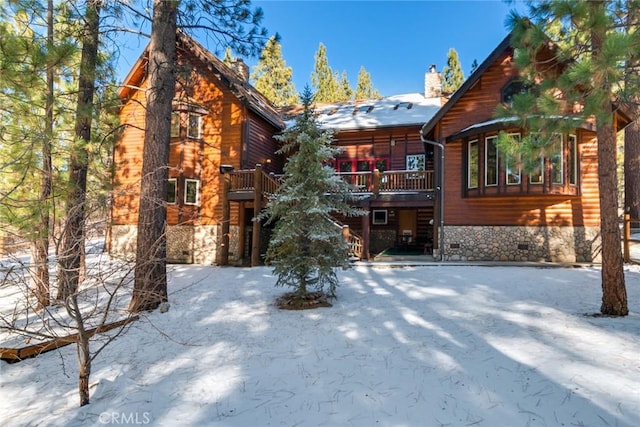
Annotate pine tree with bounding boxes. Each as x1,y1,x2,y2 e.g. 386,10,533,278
128,0,270,313
57,0,103,303
222,46,236,67
470,58,479,74
0,0,78,309
624,1,640,226
338,70,352,101
355,66,380,100
442,48,465,94
260,87,364,305
497,0,640,316
250,36,298,107
311,43,340,103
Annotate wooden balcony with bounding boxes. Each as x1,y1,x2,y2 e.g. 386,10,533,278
226,168,435,199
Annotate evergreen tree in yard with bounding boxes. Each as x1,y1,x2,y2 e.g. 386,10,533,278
261,87,364,307
496,0,640,316
624,2,640,226
250,36,298,107
128,0,269,313
355,66,380,99
442,48,465,93
338,70,353,101
311,42,340,102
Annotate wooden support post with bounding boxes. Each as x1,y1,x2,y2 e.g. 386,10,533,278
251,164,263,267
361,212,370,260
372,169,380,195
219,174,231,265
342,224,350,242
624,213,630,263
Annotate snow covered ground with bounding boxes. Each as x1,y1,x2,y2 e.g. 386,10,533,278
1,260,640,427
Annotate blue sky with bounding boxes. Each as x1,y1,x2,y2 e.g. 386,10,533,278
117,1,527,97
246,0,526,96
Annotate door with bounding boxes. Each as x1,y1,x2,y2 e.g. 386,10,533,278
398,210,417,244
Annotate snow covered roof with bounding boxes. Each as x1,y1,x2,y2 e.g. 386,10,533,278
301,93,442,131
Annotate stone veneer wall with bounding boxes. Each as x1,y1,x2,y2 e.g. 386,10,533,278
110,224,241,265
442,225,601,263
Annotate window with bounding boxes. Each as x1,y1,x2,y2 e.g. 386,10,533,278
569,134,577,185
170,113,180,138
485,136,498,186
550,134,564,184
167,179,177,204
505,133,521,185
528,133,544,184
339,161,352,173
187,113,202,139
337,158,389,173
501,80,530,105
375,159,388,172
468,140,479,188
372,210,388,225
529,158,544,184
184,179,200,205
406,154,425,171
356,160,370,172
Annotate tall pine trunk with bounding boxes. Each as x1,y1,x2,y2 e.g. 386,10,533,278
591,1,628,316
129,0,177,312
57,0,102,301
32,0,55,309
624,0,640,225
624,118,640,222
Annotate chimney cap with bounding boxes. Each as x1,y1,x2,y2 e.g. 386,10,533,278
429,64,437,73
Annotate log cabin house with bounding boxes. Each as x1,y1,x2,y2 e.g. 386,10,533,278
110,32,285,264
111,30,629,265
420,33,630,262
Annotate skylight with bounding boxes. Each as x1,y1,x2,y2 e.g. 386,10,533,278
353,105,374,115
393,102,413,110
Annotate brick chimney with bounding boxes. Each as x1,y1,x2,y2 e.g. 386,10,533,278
229,58,250,81
424,64,442,98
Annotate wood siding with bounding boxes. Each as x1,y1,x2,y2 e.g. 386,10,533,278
334,126,435,172
443,129,601,228
433,47,602,228
113,47,281,230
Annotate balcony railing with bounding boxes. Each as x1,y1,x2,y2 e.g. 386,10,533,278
228,168,435,195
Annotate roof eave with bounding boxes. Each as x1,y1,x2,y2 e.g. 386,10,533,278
420,32,514,139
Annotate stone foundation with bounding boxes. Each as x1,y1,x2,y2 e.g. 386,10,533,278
442,225,601,262
109,224,241,265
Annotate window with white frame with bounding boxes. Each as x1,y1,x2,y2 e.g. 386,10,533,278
187,113,202,139
505,133,521,185
170,113,180,138
372,210,388,225
167,179,177,204
406,154,425,171
184,179,200,205
485,136,498,186
468,139,479,188
568,134,577,185
550,134,564,184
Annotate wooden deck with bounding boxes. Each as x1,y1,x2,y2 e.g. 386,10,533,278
227,168,435,199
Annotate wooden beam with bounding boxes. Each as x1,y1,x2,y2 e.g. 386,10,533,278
251,164,263,266
218,174,231,265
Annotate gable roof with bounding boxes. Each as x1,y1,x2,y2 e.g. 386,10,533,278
420,32,513,139
118,31,285,130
